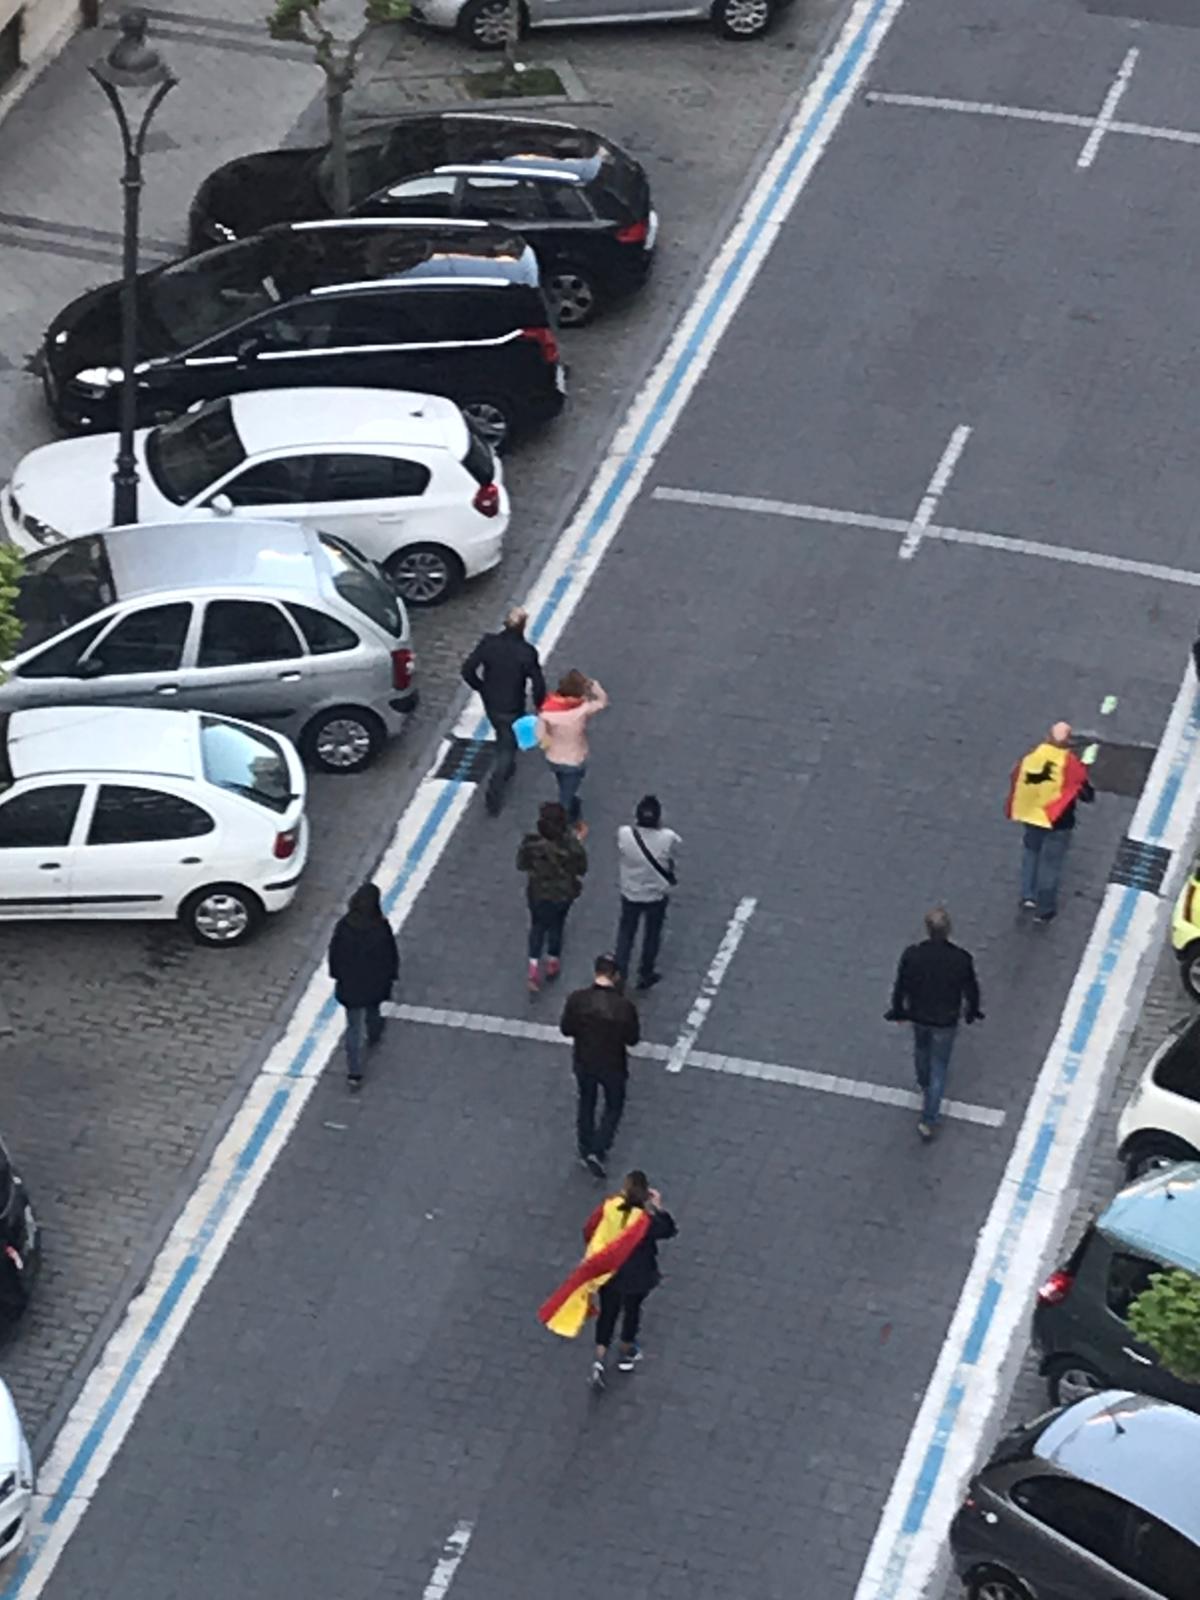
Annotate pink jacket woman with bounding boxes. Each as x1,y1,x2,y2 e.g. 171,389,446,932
537,670,608,822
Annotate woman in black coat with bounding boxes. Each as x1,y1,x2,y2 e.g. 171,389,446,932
327,882,399,1089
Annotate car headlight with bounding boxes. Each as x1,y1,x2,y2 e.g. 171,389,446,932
203,218,237,244
0,1474,15,1501
71,366,123,392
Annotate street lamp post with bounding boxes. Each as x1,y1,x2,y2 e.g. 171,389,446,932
89,10,177,527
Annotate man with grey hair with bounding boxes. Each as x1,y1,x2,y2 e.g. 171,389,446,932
461,606,546,815
886,908,983,1141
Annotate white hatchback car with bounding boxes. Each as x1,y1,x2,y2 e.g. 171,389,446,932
0,705,308,946
1116,1013,1200,1179
2,388,509,607
0,1378,33,1561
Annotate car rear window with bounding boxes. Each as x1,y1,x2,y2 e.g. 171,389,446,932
14,535,116,654
145,398,247,506
317,534,404,639
199,715,294,814
1105,1251,1158,1320
592,150,648,222
462,426,495,486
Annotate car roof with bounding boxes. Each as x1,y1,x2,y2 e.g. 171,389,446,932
1034,1390,1200,1540
365,111,610,181
2,706,200,782
103,518,324,601
228,388,469,457
270,219,538,288
1097,1162,1200,1274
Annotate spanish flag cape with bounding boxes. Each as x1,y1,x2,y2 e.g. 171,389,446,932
538,1195,650,1339
1005,742,1090,830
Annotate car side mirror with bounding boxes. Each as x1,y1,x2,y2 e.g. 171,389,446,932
73,656,106,680
208,493,234,517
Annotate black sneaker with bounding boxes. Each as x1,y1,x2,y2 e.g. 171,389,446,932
635,971,662,991
585,1152,607,1180
484,789,502,817
589,1359,606,1392
348,1075,363,1094
1033,911,1056,926
617,1345,641,1373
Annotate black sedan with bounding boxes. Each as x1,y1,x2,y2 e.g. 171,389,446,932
0,1138,39,1323
187,112,656,327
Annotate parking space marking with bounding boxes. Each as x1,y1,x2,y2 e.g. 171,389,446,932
666,897,757,1072
899,423,972,560
1078,46,1140,169
421,1521,474,1600
652,484,1200,590
865,89,1095,130
384,1001,1005,1129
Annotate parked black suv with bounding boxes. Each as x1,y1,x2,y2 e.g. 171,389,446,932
42,220,566,448
187,113,655,328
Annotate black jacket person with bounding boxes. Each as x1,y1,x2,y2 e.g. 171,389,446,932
461,606,546,814
560,954,640,1178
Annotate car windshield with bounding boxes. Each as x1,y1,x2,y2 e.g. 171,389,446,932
146,239,283,349
199,715,294,813
316,139,392,209
13,535,116,654
145,399,247,506
318,533,403,638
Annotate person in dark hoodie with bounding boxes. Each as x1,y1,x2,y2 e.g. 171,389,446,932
516,801,588,993
590,1171,677,1390
327,882,400,1090
461,607,547,816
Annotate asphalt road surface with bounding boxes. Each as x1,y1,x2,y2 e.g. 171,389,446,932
17,0,1200,1598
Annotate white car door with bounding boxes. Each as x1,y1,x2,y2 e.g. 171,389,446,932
0,780,86,918
73,782,219,920
301,451,435,569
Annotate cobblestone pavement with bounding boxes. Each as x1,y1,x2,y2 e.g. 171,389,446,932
0,0,841,1445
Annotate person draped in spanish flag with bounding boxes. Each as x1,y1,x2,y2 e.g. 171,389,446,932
1005,722,1094,925
539,1169,677,1391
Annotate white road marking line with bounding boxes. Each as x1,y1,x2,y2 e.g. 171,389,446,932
385,1002,1004,1127
651,484,1200,590
1110,116,1200,149
666,899,758,1073
1078,47,1139,169
899,424,972,561
421,1521,474,1600
865,89,1094,131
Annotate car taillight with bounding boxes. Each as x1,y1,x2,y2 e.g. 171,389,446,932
273,828,298,861
1037,1269,1074,1305
1185,882,1197,924
521,325,559,365
3,1245,22,1273
615,218,648,245
391,647,414,691
472,482,500,518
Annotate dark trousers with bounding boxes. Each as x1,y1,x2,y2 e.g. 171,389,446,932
575,1069,626,1158
528,898,570,960
487,713,518,805
595,1281,647,1349
615,896,668,982
343,1003,384,1079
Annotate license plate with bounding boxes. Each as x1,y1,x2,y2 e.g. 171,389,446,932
554,364,567,395
644,211,658,252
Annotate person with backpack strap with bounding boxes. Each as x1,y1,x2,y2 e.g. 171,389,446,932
614,795,680,992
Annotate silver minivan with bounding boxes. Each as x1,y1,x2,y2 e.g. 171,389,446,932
4,518,416,773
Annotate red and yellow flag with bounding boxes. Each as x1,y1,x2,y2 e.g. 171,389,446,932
1005,742,1090,829
538,1195,650,1339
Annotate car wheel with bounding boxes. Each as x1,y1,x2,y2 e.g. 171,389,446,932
301,707,384,774
966,1570,1034,1600
1122,1132,1198,1181
711,0,773,39
1046,1355,1105,1407
182,883,263,948
548,264,600,328
385,544,464,608
455,0,512,48
460,397,513,452
1180,940,1200,1001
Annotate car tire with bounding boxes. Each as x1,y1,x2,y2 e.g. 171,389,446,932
1045,1355,1106,1408
182,883,263,948
966,1571,1034,1600
547,262,601,328
1121,1131,1199,1181
300,706,385,774
455,0,517,49
460,396,515,453
711,0,773,39
385,544,465,608
1179,940,1200,1001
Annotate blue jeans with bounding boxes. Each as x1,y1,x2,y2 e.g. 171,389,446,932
1021,825,1071,917
912,1024,956,1126
343,1003,383,1079
548,760,586,822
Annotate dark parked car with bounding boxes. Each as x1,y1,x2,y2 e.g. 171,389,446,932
42,220,565,449
1033,1162,1200,1413
0,1137,39,1322
187,112,656,328
950,1390,1200,1600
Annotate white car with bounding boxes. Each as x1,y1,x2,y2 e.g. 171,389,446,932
2,388,509,607
412,0,779,47
0,705,308,946
1116,1013,1200,1179
0,1378,33,1561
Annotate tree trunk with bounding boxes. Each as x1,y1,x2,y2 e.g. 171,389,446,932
326,79,350,215
503,0,520,76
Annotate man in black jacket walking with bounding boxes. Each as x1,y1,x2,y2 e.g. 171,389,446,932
560,953,640,1178
886,907,982,1141
461,607,546,815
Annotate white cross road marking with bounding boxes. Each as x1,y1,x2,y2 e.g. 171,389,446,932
899,423,972,560
421,1521,474,1600
383,1002,1005,1129
651,485,1200,590
1078,47,1140,169
865,90,1095,130
666,897,758,1072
